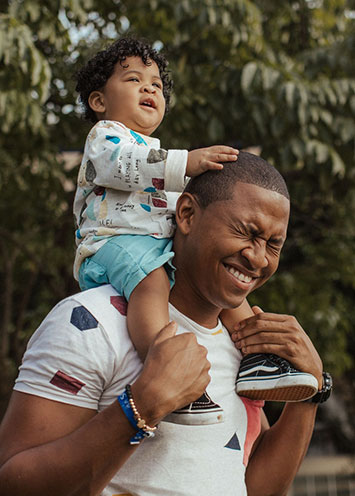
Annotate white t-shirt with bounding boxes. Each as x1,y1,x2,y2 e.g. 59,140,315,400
14,285,264,496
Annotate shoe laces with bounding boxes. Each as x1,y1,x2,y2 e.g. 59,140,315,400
268,354,297,373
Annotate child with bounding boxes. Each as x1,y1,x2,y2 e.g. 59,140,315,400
73,37,318,425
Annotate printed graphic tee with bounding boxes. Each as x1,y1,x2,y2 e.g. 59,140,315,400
14,285,264,495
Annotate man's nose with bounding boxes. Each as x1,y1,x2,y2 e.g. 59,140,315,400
241,243,268,270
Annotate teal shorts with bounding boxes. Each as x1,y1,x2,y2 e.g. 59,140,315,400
78,235,175,301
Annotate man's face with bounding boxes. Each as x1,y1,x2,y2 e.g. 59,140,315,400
91,56,166,135
176,182,290,313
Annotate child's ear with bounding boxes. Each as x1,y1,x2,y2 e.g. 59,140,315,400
175,192,201,235
88,91,105,114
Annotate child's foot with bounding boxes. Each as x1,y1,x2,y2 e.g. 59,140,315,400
164,391,224,425
236,353,318,402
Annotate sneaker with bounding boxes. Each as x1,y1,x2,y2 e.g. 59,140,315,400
236,353,318,402
164,391,224,425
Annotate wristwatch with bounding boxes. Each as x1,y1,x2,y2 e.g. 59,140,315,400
306,372,333,404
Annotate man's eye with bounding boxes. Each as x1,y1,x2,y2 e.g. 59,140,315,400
268,243,281,254
235,227,249,238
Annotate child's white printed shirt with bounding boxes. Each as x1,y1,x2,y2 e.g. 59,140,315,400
73,120,188,279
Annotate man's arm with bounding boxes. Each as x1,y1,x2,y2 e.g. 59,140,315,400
0,322,211,496
234,307,323,495
246,403,317,495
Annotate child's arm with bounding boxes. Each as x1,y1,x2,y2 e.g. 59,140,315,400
220,299,255,336
81,121,187,193
81,122,239,194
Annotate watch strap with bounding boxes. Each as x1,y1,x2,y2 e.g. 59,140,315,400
306,372,332,404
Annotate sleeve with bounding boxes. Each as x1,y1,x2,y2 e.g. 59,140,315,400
13,299,118,410
81,122,188,193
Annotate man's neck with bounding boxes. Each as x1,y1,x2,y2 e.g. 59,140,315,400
169,277,221,329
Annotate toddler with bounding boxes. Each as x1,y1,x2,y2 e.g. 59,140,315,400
74,37,318,425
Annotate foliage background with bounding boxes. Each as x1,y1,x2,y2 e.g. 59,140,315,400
0,0,354,452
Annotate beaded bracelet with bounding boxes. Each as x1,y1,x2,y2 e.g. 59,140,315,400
117,384,157,445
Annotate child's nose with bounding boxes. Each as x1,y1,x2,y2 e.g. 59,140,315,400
142,83,156,93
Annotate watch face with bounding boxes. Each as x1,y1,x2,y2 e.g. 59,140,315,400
312,372,332,403
324,373,333,389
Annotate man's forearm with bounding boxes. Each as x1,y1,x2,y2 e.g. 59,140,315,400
246,402,318,496
0,323,211,496
0,401,138,496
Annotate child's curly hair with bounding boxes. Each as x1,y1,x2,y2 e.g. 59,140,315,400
75,37,173,123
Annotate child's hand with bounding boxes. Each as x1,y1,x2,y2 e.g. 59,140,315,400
186,145,239,177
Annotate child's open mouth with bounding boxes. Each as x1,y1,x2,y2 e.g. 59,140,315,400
140,98,156,109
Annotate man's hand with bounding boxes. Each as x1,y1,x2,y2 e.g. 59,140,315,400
186,145,239,177
231,306,323,388
0,321,211,496
132,321,211,425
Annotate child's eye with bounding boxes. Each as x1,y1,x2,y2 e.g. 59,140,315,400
153,82,162,89
128,77,139,82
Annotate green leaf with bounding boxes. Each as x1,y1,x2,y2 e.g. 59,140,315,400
241,61,258,93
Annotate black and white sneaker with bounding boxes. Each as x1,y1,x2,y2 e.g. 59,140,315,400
236,353,318,402
164,391,224,425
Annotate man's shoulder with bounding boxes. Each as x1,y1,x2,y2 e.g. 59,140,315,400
28,285,131,362
15,285,139,409
58,285,128,330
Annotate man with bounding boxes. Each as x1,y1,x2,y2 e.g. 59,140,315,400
0,152,327,495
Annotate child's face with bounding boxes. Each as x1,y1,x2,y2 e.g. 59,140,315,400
90,56,166,135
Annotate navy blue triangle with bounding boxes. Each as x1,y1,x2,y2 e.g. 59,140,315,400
224,433,241,450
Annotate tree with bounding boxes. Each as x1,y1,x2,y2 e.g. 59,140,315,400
0,0,354,450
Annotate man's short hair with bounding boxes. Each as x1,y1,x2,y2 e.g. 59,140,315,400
75,37,173,123
184,151,290,207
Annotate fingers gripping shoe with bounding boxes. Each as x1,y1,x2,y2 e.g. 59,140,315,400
164,391,224,425
236,353,318,402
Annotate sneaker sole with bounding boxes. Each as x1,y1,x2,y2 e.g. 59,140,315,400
237,384,318,402
236,373,318,401
164,409,225,425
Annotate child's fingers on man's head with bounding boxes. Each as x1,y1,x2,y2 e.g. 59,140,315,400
227,147,239,155
205,161,224,171
210,145,239,154
213,153,238,162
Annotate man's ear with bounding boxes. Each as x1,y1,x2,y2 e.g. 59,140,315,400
175,192,201,235
88,90,106,114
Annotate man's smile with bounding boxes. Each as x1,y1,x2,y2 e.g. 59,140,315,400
223,263,258,288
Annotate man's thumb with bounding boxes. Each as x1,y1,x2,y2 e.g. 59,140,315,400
153,321,177,345
252,306,263,315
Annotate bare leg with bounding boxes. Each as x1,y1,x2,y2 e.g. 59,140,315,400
127,267,170,362
220,299,254,337
223,301,319,402
127,268,225,425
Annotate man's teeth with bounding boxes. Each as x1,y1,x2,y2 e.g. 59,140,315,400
227,266,252,283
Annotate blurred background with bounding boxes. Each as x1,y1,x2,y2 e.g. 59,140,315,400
0,0,354,493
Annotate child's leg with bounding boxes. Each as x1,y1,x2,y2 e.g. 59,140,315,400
221,300,318,402
220,299,254,335
127,267,224,426
79,236,224,424
127,267,170,362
